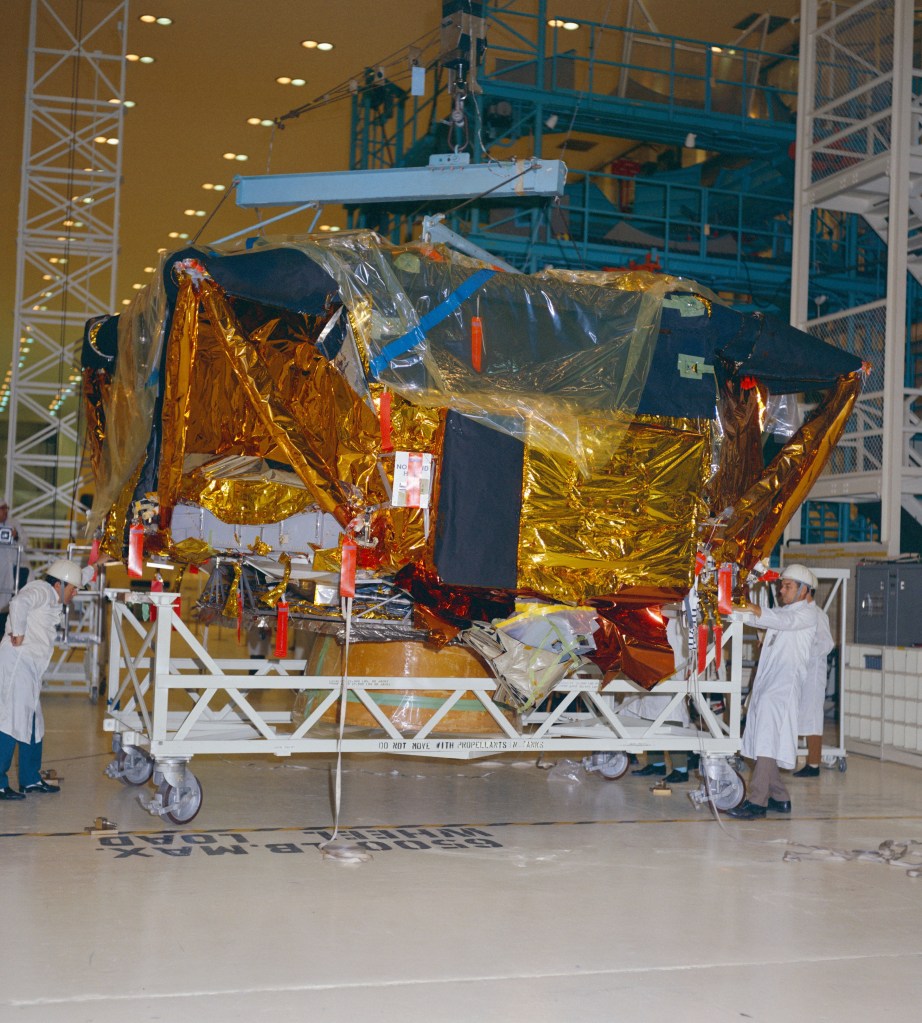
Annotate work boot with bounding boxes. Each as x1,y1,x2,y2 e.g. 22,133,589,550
20,779,60,794
792,764,820,778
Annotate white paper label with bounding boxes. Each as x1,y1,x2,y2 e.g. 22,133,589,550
392,451,433,508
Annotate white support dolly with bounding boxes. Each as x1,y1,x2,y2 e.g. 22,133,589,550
103,591,748,825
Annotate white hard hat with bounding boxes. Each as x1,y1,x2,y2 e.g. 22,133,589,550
781,563,817,590
45,558,83,588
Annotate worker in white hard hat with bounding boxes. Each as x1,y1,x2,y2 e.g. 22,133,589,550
0,496,30,639
727,563,825,820
0,559,82,800
795,580,835,778
0,496,29,549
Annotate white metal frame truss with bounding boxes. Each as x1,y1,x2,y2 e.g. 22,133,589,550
791,0,922,551
103,591,745,821
4,0,128,541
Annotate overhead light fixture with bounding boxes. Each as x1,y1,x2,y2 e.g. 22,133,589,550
548,19,579,30
247,117,261,125
302,39,318,48
291,78,306,86
223,152,237,160
202,182,215,189
316,42,334,51
213,184,226,191
234,154,247,161
276,76,292,85
684,132,697,148
711,46,723,53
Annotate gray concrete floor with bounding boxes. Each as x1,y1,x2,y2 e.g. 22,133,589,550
2,694,921,1022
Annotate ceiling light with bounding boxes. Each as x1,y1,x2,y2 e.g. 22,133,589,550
301,39,318,48
291,78,306,86
123,100,136,108
548,19,578,29
276,76,292,85
247,117,261,125
183,208,195,215
144,266,155,273
168,231,179,238
121,299,131,306
202,182,215,189
156,17,172,25
260,119,274,127
139,14,156,23
179,232,189,239
316,42,333,51
213,184,226,191
139,55,155,64
711,46,723,53
106,137,119,145
223,152,237,160
234,154,248,161
132,283,143,290
94,135,108,144
126,53,140,61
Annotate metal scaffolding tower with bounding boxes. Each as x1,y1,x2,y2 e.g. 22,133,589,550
3,0,128,543
791,0,921,555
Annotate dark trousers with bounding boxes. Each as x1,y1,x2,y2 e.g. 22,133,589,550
748,756,790,806
0,716,42,790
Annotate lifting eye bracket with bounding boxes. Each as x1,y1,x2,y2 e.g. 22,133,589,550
677,353,715,380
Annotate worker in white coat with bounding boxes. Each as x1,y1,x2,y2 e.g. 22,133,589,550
0,559,82,800
794,594,835,777
727,563,822,820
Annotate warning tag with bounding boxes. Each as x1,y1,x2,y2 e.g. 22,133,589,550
392,452,433,508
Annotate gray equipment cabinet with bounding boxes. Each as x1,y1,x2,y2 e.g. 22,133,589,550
855,562,922,646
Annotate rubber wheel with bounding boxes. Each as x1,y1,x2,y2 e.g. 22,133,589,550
838,757,847,773
597,752,630,780
116,748,154,786
707,767,746,811
158,773,203,825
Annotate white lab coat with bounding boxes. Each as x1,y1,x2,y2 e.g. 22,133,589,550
798,603,834,735
0,580,63,743
741,599,821,770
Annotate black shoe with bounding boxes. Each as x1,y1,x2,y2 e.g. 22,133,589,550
792,764,820,778
726,800,767,820
20,779,60,794
664,768,689,783
767,798,792,813
631,763,666,776
686,752,700,770
0,786,26,801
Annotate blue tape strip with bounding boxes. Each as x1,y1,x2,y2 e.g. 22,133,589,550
369,268,496,379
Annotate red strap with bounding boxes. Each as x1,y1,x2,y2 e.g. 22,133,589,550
340,538,357,598
89,538,100,566
471,316,483,373
379,390,394,453
128,523,144,579
274,600,289,658
697,623,708,673
714,624,723,670
717,564,733,614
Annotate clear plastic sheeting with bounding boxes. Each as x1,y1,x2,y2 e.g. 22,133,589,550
86,253,170,534
221,232,666,471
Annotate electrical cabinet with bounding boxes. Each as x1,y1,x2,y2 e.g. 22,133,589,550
855,562,922,646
